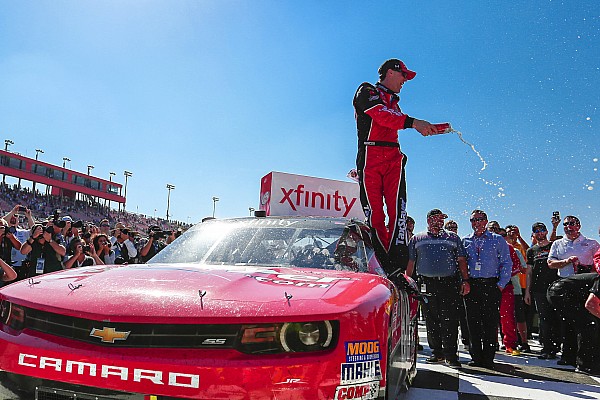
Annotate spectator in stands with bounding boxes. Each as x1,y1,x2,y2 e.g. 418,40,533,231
63,238,103,268
99,219,111,236
140,226,168,263
112,225,137,264
0,218,22,268
93,234,115,265
2,205,34,280
20,224,66,276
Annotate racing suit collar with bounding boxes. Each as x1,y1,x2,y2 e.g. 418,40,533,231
375,82,400,102
376,82,396,94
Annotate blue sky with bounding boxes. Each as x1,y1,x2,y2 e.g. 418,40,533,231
1,1,599,238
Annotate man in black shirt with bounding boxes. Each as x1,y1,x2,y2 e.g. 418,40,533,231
524,222,560,359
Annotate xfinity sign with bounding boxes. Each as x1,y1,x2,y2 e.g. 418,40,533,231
259,171,363,218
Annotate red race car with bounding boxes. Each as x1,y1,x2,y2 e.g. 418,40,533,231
0,216,419,399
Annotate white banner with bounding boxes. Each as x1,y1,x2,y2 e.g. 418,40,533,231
259,171,363,219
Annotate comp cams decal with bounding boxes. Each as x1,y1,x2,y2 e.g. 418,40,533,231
334,381,379,400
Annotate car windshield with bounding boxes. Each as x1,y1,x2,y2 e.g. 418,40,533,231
149,217,371,272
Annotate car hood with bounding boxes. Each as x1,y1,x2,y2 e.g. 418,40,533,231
0,264,391,322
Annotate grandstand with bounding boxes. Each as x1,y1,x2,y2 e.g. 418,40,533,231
0,150,189,235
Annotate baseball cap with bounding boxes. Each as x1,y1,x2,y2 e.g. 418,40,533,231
111,222,127,232
532,222,547,232
427,209,448,219
378,59,416,80
61,216,73,222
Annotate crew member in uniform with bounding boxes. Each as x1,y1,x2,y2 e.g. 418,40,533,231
406,209,469,368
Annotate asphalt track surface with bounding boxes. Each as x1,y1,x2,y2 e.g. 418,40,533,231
1,322,598,399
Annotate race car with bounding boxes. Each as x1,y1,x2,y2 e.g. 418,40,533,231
0,216,420,399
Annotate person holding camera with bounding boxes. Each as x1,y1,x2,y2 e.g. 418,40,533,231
63,238,104,269
93,234,115,265
140,226,168,263
111,225,137,264
2,205,35,280
0,219,22,264
20,224,67,276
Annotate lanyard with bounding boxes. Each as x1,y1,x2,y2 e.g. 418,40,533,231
473,235,486,263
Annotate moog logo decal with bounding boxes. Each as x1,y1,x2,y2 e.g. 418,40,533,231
345,340,381,363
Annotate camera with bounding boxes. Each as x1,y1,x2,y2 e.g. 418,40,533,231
552,211,560,220
44,225,55,234
152,231,170,240
1,226,16,235
18,206,27,213
83,245,91,253
73,220,84,229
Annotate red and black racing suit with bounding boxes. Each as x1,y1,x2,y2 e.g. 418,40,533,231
353,82,415,276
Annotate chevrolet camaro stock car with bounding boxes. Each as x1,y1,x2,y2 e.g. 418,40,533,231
0,216,420,399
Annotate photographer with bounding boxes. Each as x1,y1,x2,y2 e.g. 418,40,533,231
0,258,17,283
0,219,22,263
140,226,168,263
63,238,103,269
93,234,115,265
112,226,137,264
2,205,34,280
20,224,66,276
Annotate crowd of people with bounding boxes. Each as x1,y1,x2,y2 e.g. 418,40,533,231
0,184,192,285
405,208,600,374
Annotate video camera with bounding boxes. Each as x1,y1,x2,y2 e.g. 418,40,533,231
1,226,17,235
153,231,171,240
149,226,170,240
52,210,66,229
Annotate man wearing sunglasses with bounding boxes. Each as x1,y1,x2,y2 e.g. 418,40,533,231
353,58,437,278
524,222,560,360
462,210,512,369
547,216,599,369
548,216,599,276
406,209,469,368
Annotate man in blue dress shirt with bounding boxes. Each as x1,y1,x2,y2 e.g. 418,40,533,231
462,209,512,369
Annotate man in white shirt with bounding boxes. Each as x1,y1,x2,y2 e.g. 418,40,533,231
548,216,600,276
547,215,600,368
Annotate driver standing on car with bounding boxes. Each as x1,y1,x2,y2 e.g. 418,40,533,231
353,58,437,277
406,209,469,368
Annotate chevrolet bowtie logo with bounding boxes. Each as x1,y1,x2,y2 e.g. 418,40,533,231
89,327,131,343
